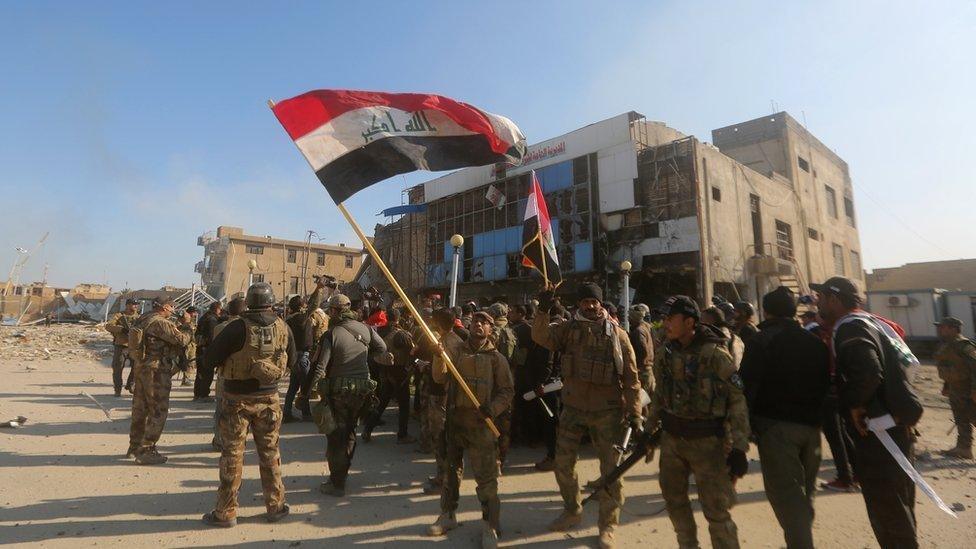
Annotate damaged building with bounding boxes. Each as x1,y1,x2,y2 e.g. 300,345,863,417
369,111,864,312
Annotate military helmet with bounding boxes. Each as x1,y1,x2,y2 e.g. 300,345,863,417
328,294,352,310
487,302,509,319
245,282,275,310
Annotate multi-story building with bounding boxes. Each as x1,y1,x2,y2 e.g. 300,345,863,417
196,226,364,300
371,111,864,312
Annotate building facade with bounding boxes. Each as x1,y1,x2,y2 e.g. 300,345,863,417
196,226,364,300
371,111,865,313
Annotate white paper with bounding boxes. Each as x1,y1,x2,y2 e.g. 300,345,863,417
867,414,957,518
522,380,563,401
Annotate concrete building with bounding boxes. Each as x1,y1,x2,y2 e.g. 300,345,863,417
369,111,864,312
866,258,976,292
197,226,364,300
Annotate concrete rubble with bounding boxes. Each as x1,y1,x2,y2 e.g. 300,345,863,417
0,323,115,363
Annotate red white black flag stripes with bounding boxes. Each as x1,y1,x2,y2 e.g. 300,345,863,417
521,171,562,288
270,89,527,203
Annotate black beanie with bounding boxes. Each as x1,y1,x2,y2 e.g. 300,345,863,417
763,286,797,317
577,282,603,303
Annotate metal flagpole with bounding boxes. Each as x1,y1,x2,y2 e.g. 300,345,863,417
267,99,499,437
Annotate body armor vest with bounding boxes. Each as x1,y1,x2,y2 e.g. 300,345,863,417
222,317,289,384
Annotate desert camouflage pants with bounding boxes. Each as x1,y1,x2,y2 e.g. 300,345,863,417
659,432,739,549
441,410,501,529
214,393,285,520
554,406,625,529
128,364,173,454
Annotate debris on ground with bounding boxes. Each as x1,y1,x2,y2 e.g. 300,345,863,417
0,324,114,362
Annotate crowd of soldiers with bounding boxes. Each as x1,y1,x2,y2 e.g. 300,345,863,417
102,274,976,549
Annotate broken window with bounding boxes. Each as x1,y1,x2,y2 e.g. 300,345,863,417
345,256,354,269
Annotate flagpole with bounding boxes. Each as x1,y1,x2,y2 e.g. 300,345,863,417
268,98,499,438
336,201,500,437
538,227,549,289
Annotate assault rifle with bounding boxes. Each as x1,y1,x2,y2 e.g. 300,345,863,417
582,426,662,506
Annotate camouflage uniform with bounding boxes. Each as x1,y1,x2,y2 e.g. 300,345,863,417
491,315,517,465
935,334,976,451
433,336,514,531
429,330,466,483
531,311,641,531
213,313,290,521
128,311,191,456
105,310,138,394
648,328,750,549
178,317,197,383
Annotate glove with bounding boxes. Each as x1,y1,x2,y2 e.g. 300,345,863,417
478,404,493,420
627,415,644,432
538,290,555,313
726,448,748,479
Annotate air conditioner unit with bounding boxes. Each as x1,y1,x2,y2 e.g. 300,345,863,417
887,295,910,307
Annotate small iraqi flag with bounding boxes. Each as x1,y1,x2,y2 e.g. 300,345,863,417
270,89,527,203
521,171,562,288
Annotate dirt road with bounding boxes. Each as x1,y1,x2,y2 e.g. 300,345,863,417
1,327,975,547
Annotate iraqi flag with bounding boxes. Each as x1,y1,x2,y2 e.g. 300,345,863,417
271,90,527,203
521,171,562,288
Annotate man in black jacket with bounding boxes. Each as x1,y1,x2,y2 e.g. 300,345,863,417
283,294,315,423
740,287,829,549
813,276,919,549
194,301,225,400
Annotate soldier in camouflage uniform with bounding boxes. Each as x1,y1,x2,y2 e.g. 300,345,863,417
126,297,191,465
648,295,750,549
532,283,641,549
487,302,516,468
306,293,389,497
105,298,140,397
934,316,976,459
427,311,514,548
201,283,296,527
178,306,199,386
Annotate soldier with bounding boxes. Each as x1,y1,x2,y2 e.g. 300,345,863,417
178,306,199,386
487,302,516,469
422,308,467,495
105,298,140,397
201,283,295,527
532,283,642,549
648,295,749,549
194,301,223,401
427,311,514,548
209,297,245,451
126,297,191,464
306,293,389,497
363,309,417,444
732,301,759,346
627,304,655,396
934,316,976,459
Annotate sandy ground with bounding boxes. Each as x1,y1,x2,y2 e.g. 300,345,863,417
2,326,976,548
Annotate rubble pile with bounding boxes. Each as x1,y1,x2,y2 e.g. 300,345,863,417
0,323,115,362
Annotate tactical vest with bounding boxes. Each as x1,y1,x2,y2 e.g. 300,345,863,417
453,348,497,409
935,337,976,388
658,342,729,419
561,321,619,386
222,317,289,384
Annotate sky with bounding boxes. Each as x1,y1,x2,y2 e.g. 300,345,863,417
1,1,974,291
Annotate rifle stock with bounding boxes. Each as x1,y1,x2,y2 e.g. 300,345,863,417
582,427,661,506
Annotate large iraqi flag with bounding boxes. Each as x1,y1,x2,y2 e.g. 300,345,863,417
521,171,562,288
271,90,527,203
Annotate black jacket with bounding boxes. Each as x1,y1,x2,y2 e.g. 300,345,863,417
196,311,224,348
285,312,315,353
740,317,830,426
205,310,297,395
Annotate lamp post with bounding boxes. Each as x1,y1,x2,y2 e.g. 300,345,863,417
247,259,257,288
449,234,464,307
620,260,633,332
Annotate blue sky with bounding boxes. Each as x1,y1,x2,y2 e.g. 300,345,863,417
2,1,974,290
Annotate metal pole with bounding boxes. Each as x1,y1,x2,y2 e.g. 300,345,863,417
622,269,631,331
449,246,461,307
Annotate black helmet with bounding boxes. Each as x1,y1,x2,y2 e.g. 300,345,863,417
245,282,275,310
733,301,755,317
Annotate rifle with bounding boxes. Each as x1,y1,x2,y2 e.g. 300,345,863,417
582,426,662,506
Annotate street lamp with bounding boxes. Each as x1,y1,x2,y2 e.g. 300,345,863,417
620,260,633,331
449,234,464,307
247,259,257,287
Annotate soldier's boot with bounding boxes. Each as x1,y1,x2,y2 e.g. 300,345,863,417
598,525,616,549
266,504,290,523
481,521,499,548
426,512,459,536
941,446,974,459
135,450,168,465
548,510,582,532
319,481,345,497
125,444,139,458
201,511,236,528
